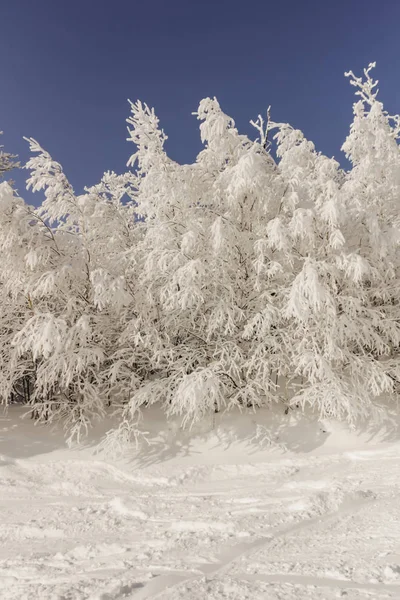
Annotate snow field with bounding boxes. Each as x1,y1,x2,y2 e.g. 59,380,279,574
0,405,400,599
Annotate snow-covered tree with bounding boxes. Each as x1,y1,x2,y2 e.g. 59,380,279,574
3,141,138,440
115,65,400,429
2,63,400,444
112,98,285,429
264,63,400,422
0,132,19,180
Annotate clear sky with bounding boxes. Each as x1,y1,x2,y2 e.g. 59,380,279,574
1,0,400,204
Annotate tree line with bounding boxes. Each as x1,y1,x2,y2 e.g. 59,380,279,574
1,64,399,445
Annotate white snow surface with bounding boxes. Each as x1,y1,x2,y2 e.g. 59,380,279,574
1,404,400,599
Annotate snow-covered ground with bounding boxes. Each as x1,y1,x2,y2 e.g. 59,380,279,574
1,405,400,599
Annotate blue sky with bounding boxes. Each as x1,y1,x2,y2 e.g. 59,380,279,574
2,0,400,204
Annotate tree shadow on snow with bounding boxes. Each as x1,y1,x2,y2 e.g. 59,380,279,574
2,400,400,466
130,405,332,469
131,401,400,469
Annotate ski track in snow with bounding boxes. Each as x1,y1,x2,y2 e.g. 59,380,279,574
1,409,400,599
